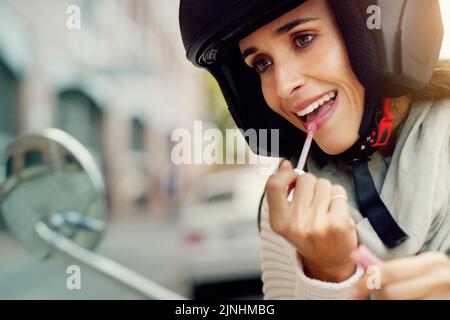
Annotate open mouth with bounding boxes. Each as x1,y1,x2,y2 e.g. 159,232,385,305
295,90,338,130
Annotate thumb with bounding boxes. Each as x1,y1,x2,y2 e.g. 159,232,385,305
278,159,293,171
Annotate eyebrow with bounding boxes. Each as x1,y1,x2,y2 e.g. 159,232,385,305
241,17,318,60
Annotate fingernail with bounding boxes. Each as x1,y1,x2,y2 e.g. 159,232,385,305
279,159,291,169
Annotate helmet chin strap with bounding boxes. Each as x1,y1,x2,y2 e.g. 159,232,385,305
337,92,409,248
338,93,391,164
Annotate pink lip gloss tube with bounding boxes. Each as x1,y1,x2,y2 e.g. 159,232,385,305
351,245,383,271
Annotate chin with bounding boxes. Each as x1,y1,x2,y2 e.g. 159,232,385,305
319,146,346,156
316,138,357,156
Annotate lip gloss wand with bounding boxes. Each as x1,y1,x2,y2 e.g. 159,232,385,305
287,123,317,202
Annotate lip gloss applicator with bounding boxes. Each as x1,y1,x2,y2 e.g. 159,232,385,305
287,123,317,202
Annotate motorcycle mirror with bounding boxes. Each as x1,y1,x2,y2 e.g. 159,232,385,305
0,128,108,260
0,128,184,300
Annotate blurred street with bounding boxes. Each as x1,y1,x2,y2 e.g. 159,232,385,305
0,208,264,299
0,212,186,299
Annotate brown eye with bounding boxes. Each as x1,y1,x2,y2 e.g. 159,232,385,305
294,34,316,48
253,59,272,74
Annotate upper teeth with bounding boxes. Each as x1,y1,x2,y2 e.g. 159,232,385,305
296,91,336,117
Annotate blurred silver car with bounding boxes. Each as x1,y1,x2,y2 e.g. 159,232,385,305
176,167,268,299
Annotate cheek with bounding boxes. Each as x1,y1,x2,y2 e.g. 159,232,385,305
316,40,352,81
310,28,357,82
261,81,280,113
314,35,365,116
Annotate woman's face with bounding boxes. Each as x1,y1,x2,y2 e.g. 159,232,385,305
238,0,365,155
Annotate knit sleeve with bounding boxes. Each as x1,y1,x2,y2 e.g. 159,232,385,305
259,195,364,300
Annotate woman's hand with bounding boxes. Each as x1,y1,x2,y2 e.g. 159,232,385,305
351,251,450,300
266,159,358,282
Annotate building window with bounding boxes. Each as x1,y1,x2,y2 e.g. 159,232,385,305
57,89,102,150
0,59,18,140
0,58,18,230
131,118,145,151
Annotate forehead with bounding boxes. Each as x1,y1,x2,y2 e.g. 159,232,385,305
238,0,328,48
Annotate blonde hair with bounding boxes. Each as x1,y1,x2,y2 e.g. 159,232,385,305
411,60,450,100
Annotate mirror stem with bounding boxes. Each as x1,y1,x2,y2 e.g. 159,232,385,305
34,222,186,300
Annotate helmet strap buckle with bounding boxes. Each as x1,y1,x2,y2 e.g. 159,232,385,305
371,98,394,147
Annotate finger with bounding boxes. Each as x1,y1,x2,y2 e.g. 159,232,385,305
380,252,448,286
291,172,317,211
310,178,332,221
266,165,298,231
351,273,373,299
352,252,449,299
278,159,297,196
278,158,292,171
378,273,441,300
352,262,388,299
328,185,349,218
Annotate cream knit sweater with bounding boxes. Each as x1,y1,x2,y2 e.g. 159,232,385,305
259,98,450,300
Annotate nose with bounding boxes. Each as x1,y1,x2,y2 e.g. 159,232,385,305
274,59,305,99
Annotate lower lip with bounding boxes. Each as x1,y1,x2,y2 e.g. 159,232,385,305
298,92,338,131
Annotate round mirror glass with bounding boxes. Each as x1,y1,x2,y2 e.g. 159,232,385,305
0,128,108,260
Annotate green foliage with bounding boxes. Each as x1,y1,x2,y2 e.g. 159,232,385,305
203,72,236,132
203,72,241,163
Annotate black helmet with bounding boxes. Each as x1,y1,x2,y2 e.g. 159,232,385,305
179,0,444,159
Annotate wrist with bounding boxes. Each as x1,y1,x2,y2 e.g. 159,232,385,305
302,258,357,283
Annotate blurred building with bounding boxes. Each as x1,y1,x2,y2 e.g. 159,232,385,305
0,0,207,217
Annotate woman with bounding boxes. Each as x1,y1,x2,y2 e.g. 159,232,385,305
179,0,450,299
